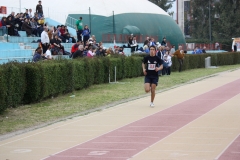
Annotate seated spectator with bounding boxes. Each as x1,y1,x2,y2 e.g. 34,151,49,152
161,37,167,46
96,45,106,56
150,38,157,47
114,46,120,54
106,47,114,56
47,27,53,40
14,13,23,31
50,35,65,55
33,47,43,62
143,40,150,53
22,18,33,37
87,46,96,58
45,45,53,60
131,36,139,52
72,45,84,59
64,26,76,43
28,9,33,18
0,17,7,36
91,35,96,41
6,16,15,36
23,9,30,19
202,46,206,53
119,47,125,55
71,40,81,54
29,18,38,36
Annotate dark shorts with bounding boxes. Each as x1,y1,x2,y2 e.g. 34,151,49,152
144,76,159,86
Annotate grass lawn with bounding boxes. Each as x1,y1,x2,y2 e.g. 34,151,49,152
0,65,240,136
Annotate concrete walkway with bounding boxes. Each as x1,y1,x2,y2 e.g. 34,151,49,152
0,69,240,160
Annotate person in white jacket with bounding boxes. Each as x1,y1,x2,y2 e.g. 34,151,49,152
162,51,172,75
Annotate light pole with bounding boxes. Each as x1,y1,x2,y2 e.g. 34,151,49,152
209,0,212,49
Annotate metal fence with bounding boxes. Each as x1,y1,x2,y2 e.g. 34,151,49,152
102,34,159,43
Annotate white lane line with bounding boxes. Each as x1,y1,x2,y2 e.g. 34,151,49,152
151,150,215,153
173,137,227,140
4,146,61,149
215,133,240,160
76,148,136,151
129,93,240,160
118,130,168,133
52,129,104,131
23,140,76,143
43,134,93,137
92,142,148,144
106,136,160,139
129,126,176,128
180,132,234,134
70,125,116,127
51,155,129,159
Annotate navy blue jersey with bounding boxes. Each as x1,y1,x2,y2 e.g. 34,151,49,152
143,55,163,76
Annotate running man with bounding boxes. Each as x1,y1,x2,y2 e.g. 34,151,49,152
142,45,163,107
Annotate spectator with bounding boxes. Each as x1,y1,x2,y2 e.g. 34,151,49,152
71,40,81,54
14,13,23,31
64,26,76,43
150,38,157,47
106,47,114,56
33,47,43,62
87,46,96,58
22,18,33,37
50,34,65,55
28,9,33,18
23,9,30,19
6,16,15,36
76,17,83,42
162,51,172,75
119,47,125,55
82,25,91,46
45,45,53,60
36,0,43,18
128,34,134,51
143,40,150,53
202,46,206,53
131,36,139,52
215,42,220,50
0,17,7,36
41,26,49,54
72,45,84,59
172,46,185,72
47,27,54,40
96,45,106,56
170,45,175,55
161,37,167,46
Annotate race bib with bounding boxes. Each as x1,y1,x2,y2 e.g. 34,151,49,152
148,64,156,70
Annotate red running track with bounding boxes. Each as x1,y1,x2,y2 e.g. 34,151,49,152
44,79,240,160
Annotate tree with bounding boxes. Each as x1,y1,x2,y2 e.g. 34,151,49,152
149,0,176,12
190,0,240,43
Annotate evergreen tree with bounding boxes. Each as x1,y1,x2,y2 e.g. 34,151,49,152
190,0,240,43
149,0,176,12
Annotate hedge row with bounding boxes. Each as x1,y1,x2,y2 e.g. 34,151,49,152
1,52,240,112
0,56,143,112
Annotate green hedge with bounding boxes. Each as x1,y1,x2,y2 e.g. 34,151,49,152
0,53,240,113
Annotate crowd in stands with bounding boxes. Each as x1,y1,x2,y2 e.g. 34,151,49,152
0,2,45,37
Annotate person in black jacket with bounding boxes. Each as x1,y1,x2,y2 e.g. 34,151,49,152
36,1,43,18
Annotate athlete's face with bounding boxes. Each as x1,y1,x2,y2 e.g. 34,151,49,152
150,48,156,56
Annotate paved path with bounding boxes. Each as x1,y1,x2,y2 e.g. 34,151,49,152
0,69,240,160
